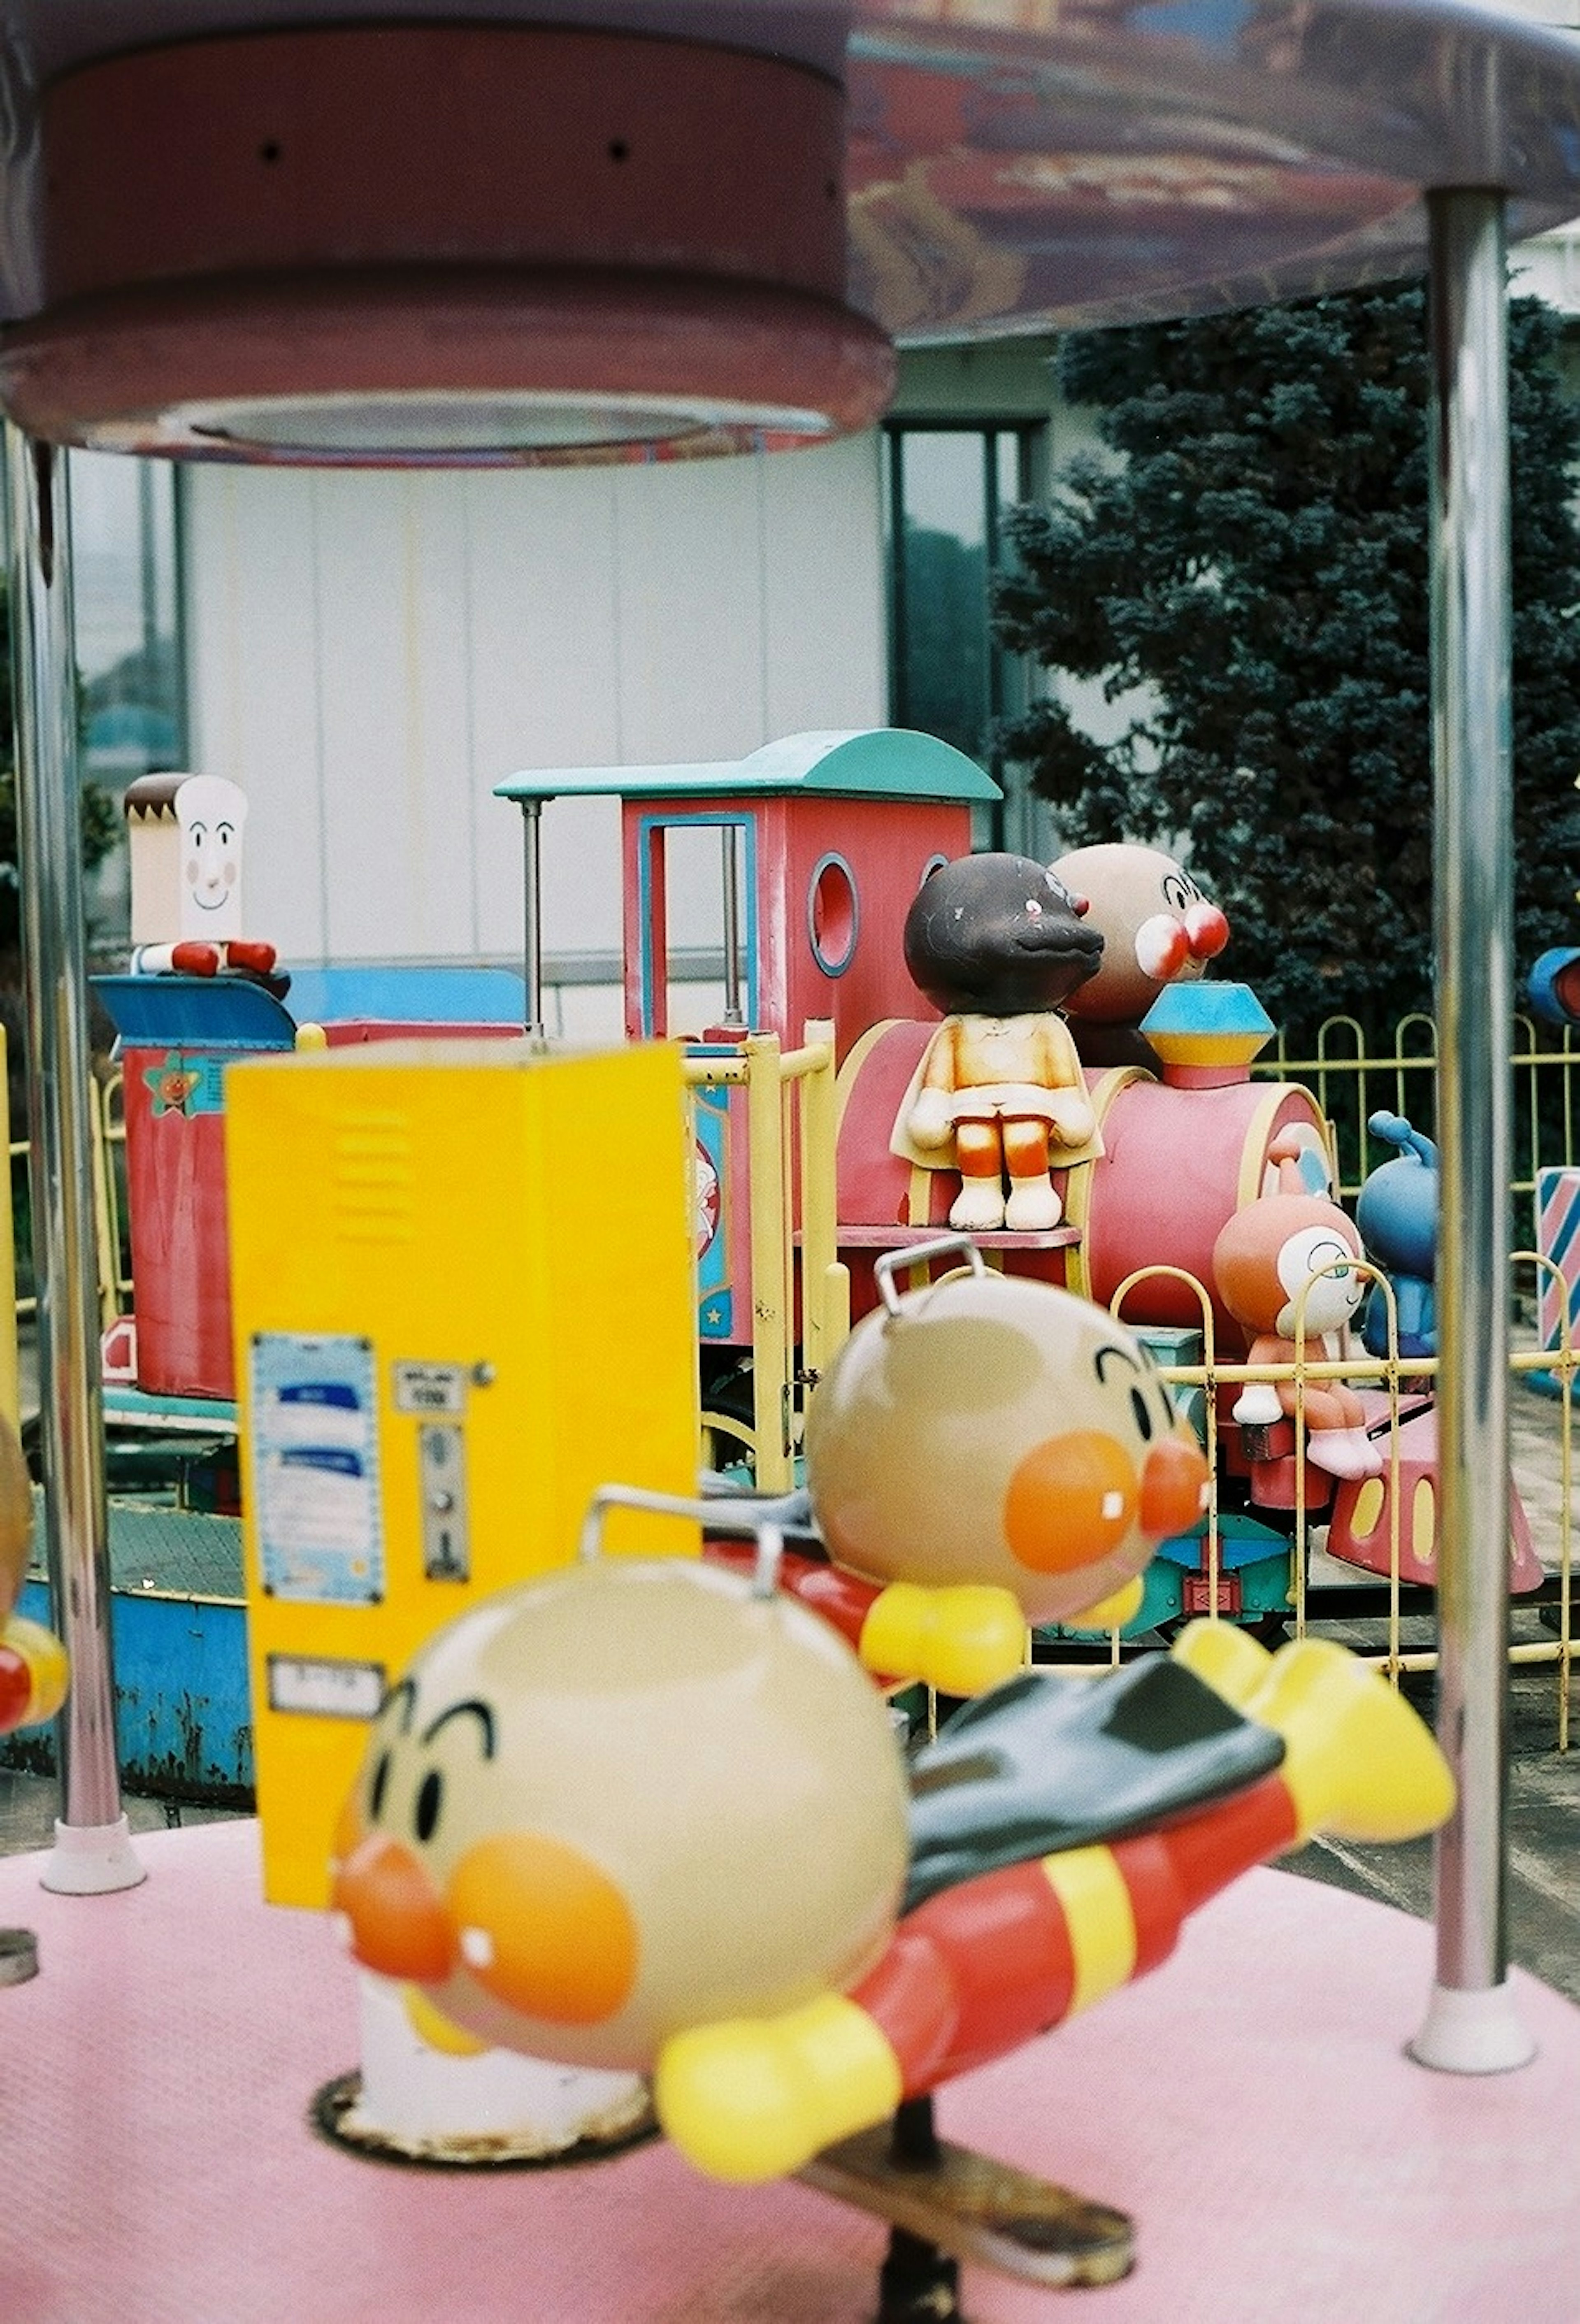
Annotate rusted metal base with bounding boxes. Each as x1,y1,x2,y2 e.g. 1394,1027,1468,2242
0,1926,37,1985
801,2123,1134,2290
310,2069,660,2171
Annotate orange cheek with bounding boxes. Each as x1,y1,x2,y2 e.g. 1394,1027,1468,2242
332,1833,457,1982
1002,1431,1137,1574
446,1833,639,2027
1140,1435,1211,1539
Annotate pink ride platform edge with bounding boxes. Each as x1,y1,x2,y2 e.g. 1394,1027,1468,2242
0,1820,1575,2324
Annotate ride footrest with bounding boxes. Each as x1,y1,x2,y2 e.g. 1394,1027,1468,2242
1237,1418,1291,1464
798,2122,1133,2289
1231,1418,1335,1513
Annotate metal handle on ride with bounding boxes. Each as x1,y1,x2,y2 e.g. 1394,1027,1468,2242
873,1234,988,1318
578,1483,785,1600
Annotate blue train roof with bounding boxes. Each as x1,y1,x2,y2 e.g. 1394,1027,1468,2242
494,728,1001,806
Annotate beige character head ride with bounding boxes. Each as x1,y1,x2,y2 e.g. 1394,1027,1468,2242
331,1555,910,2070
0,1416,67,1732
806,1255,1211,1630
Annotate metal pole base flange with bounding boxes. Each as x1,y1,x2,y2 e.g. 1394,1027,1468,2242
41,1814,146,1895
1409,1980,1536,2074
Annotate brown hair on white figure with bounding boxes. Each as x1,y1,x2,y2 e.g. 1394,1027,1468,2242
126,772,276,980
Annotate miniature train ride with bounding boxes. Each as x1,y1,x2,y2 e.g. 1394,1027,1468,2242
492,731,1540,1633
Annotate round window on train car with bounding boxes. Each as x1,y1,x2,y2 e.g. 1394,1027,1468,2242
808,853,860,978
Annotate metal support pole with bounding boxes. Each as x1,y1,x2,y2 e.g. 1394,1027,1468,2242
2,426,142,1893
719,824,745,1029
1410,191,1530,2071
517,797,546,1041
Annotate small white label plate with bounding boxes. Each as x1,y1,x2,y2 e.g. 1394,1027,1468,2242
267,1654,386,1722
392,1362,468,1415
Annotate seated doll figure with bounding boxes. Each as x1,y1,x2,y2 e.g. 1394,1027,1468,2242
897,855,1104,1232
125,773,277,981
1213,1133,1383,1481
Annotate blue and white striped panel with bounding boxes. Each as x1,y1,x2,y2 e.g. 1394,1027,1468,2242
1536,1167,1580,1352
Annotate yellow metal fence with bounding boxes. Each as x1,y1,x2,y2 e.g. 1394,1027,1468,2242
1257,1011,1580,1200
1104,1256,1578,1747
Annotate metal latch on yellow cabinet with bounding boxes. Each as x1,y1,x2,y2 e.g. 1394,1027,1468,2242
392,1362,484,1585
417,1421,470,1583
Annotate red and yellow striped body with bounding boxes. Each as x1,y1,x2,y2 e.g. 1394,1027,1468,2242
853,1771,1300,2096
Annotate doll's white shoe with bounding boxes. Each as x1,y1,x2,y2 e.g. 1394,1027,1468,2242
949,1181,1006,1232
1308,1427,1385,1480
1233,1382,1283,1428
1004,1177,1062,1232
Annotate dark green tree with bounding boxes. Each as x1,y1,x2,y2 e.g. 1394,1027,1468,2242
0,569,121,954
992,282,1580,1042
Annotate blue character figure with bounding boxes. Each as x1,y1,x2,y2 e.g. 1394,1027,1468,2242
1356,1111,1437,1360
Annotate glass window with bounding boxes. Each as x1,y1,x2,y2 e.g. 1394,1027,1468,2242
69,451,186,937
884,423,1045,854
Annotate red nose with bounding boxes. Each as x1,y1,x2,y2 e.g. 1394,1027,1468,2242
332,1831,457,1982
1140,1436,1211,1539
1184,902,1230,961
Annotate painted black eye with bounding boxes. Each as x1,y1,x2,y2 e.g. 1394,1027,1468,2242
1129,1386,1154,1441
369,1751,390,1821
415,1769,444,1844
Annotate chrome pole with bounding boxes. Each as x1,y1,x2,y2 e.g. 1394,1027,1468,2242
1410,191,1529,2070
2,427,142,1893
720,825,745,1029
518,797,545,1041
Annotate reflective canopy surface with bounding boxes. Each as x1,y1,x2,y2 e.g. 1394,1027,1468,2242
0,0,1577,346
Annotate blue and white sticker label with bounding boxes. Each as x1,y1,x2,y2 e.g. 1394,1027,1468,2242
251,1334,383,1603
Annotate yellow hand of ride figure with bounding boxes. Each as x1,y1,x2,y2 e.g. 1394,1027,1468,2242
857,1581,1026,1695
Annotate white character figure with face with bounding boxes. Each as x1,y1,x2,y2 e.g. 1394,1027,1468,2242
1053,843,1229,1031
125,772,277,980
178,775,245,939
1051,843,1229,1068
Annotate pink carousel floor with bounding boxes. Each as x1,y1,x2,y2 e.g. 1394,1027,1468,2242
0,1820,1576,2324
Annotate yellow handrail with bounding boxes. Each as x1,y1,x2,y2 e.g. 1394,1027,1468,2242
1092,1254,1578,1745
683,1020,845,1490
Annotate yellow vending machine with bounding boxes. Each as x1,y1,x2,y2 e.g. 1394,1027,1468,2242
225,1037,700,1906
